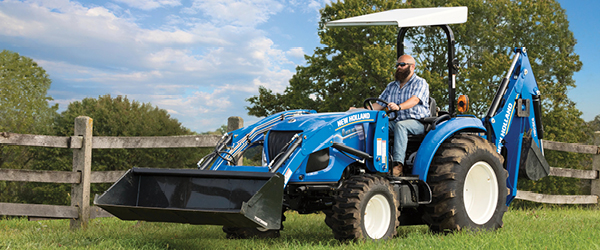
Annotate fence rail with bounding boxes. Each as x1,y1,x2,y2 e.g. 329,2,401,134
0,202,113,220
0,117,598,229
0,132,81,148
515,191,598,204
0,132,222,149
0,169,127,184
542,139,600,154
548,167,598,180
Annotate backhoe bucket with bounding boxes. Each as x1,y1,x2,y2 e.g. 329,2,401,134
520,136,550,181
94,168,284,230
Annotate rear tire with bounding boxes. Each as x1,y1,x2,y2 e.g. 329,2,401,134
327,174,398,240
424,134,507,232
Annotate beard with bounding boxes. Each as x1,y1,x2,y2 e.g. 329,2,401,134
395,67,411,82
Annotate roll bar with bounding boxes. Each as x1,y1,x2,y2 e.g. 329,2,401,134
397,25,458,116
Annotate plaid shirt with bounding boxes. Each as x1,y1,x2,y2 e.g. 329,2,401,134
378,74,430,122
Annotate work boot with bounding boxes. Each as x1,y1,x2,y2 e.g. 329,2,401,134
392,162,403,177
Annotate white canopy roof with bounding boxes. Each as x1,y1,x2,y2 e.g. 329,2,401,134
326,6,468,28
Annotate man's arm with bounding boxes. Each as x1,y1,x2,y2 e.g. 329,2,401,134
388,96,420,111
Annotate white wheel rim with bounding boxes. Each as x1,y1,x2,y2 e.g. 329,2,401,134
364,194,391,239
464,161,499,225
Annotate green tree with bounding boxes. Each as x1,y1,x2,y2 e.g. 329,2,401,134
0,50,58,135
202,124,228,135
587,115,600,135
247,0,589,199
20,95,205,205
0,50,58,202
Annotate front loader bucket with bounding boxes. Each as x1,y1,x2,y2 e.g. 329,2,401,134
94,168,284,230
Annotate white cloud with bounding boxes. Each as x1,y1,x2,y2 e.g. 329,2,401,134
247,37,289,64
0,0,313,132
307,0,323,11
0,1,141,58
36,59,164,84
136,29,195,44
27,0,85,12
251,69,294,93
114,0,181,10
145,47,223,72
142,88,235,131
286,47,305,59
183,0,283,26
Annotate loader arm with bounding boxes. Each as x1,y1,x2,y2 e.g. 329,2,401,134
199,109,315,171
483,47,550,205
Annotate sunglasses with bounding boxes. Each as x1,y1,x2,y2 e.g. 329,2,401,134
395,62,413,67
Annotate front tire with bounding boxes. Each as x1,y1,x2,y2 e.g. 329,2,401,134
424,134,507,232
327,174,399,240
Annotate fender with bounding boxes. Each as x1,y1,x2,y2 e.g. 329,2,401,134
412,116,486,181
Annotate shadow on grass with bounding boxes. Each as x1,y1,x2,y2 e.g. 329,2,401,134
81,214,445,249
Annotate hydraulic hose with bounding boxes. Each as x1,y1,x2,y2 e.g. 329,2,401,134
532,94,544,139
484,50,521,142
197,133,232,170
270,135,303,173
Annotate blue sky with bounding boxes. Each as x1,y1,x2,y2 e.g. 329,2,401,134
558,0,599,123
0,0,597,133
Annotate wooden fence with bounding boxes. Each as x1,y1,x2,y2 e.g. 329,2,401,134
515,133,600,204
0,116,242,229
0,116,599,229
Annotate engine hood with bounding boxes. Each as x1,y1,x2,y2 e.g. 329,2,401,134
270,109,380,136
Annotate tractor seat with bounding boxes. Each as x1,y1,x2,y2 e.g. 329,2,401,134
406,97,450,141
387,97,450,139
418,97,450,133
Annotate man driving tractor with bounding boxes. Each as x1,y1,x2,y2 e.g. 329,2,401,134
357,54,430,176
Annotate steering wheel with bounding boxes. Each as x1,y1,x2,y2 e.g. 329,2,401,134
363,97,398,120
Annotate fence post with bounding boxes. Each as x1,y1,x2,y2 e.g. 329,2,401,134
70,116,93,229
228,116,244,165
591,131,600,200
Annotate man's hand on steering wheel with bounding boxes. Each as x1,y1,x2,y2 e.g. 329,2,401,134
387,102,400,111
362,97,399,120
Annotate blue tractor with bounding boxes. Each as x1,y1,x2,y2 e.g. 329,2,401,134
96,7,550,240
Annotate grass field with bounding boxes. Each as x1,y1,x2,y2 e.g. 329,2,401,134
1,207,599,249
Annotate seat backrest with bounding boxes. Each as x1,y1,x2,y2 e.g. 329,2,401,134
429,97,438,117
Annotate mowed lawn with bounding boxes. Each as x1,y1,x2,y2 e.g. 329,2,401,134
1,207,599,249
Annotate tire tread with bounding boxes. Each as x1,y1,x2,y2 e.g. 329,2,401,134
326,174,399,240
424,134,507,233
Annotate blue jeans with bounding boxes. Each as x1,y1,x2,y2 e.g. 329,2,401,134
389,119,425,164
